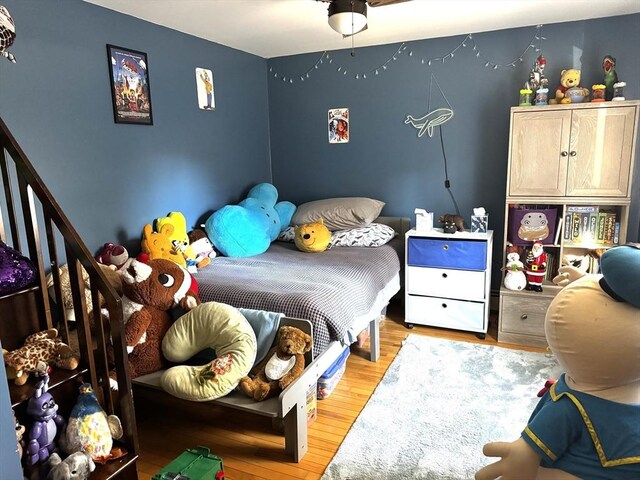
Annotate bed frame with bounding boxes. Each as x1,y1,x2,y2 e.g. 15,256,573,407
133,216,411,462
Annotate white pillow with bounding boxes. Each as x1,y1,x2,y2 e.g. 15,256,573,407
329,223,397,248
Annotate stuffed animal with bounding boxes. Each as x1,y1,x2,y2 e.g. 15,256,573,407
14,409,25,460
140,223,186,267
549,69,589,104
476,244,640,480
438,214,464,232
294,218,331,253
239,325,312,401
46,452,95,480
95,243,130,272
3,329,79,386
502,252,527,291
204,183,296,257
46,263,123,322
187,229,216,272
154,212,198,265
64,383,124,462
26,374,66,467
0,240,37,296
110,258,200,386
602,55,618,101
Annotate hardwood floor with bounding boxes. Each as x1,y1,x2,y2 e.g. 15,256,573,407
135,301,546,479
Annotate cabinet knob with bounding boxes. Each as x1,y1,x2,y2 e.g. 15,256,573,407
570,151,577,157
442,303,448,309
443,244,449,250
561,151,568,157
520,314,528,320
442,272,448,278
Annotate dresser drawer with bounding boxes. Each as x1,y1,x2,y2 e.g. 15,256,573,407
500,295,553,337
406,295,486,332
407,237,487,270
406,266,486,301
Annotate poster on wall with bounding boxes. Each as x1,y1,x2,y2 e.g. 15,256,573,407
328,108,349,143
195,67,215,110
107,44,153,125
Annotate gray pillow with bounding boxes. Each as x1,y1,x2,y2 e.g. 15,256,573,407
292,197,385,231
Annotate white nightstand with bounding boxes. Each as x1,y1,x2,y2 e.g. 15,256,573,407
404,228,493,338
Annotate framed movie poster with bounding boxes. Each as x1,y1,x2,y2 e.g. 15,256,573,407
195,67,215,110
107,44,153,125
328,108,349,143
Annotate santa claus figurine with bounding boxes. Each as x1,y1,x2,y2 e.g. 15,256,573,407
525,241,547,292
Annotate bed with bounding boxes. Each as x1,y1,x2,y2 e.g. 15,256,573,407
133,216,410,462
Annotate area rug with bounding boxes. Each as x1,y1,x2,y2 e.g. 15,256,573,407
322,335,561,480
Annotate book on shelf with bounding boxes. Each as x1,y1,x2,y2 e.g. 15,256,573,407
564,213,572,240
597,211,607,243
604,212,616,245
613,222,620,244
564,206,617,245
554,217,563,245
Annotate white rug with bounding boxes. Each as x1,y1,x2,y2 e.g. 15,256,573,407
322,335,561,480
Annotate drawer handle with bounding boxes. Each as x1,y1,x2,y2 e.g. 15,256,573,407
442,272,448,278
521,314,528,320
442,303,448,309
443,244,449,250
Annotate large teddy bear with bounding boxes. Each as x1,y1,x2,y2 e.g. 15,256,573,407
110,258,200,386
239,325,312,401
476,244,640,480
205,183,295,257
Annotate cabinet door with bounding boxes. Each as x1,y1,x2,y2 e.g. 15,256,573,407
508,110,572,196
567,107,636,197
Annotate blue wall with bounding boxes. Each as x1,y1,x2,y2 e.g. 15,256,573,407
0,0,271,255
267,14,640,276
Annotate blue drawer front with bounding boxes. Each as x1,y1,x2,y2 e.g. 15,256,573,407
408,237,487,270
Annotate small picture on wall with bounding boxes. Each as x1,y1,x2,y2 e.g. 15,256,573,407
328,108,349,143
107,44,153,125
195,67,215,110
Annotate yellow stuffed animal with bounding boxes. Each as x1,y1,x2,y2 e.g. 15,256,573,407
140,223,186,267
154,212,198,264
294,218,331,253
549,69,589,104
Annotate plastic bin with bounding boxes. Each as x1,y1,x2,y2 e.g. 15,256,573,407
153,446,224,480
317,346,350,399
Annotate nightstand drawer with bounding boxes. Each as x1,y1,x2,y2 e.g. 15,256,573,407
406,295,485,332
500,295,552,337
407,237,487,270
406,266,486,301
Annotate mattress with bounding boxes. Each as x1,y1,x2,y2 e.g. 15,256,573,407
193,237,403,356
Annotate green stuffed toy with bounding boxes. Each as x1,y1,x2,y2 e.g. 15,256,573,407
294,218,331,253
205,183,295,257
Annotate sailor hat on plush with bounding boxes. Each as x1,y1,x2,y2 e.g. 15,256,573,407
599,244,640,308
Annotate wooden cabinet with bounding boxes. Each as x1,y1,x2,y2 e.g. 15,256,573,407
405,228,493,337
508,103,637,198
499,101,639,347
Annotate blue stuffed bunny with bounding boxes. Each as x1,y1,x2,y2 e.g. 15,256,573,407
205,183,295,257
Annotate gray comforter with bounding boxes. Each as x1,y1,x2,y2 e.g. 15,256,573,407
194,238,403,356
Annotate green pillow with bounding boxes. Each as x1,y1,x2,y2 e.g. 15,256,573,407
161,302,257,401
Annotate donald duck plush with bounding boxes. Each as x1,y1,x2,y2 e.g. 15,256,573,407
476,244,640,480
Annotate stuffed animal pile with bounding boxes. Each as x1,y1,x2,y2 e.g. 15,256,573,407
476,244,640,480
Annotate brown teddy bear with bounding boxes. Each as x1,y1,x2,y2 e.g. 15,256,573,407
239,325,312,401
109,258,200,387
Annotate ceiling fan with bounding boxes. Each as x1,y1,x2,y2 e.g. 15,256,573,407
319,0,412,36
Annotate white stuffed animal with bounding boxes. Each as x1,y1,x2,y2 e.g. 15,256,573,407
503,252,527,291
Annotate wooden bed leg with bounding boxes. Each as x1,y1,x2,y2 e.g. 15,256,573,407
283,395,308,462
369,315,380,362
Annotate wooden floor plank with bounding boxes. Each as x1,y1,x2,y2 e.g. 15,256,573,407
136,301,544,479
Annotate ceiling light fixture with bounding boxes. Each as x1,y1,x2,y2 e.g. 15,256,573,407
328,0,367,36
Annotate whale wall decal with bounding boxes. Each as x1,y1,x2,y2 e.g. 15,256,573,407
404,108,454,138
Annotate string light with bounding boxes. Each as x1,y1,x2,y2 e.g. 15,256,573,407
268,25,544,84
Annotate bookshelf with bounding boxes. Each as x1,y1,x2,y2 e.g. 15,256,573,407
498,101,639,347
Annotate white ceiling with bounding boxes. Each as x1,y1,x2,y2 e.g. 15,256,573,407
83,0,640,59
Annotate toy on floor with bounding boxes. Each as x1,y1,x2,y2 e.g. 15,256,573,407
64,383,125,463
110,258,200,386
26,374,66,468
476,244,640,480
3,329,79,386
239,325,312,401
46,452,95,480
294,218,331,253
204,182,296,257
0,5,16,63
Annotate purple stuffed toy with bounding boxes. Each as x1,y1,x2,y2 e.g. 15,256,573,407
26,374,66,469
0,240,36,295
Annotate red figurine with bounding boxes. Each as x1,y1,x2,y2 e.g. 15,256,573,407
525,241,547,292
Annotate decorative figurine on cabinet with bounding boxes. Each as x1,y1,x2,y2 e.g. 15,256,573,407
439,214,464,233
523,55,548,105
518,88,533,106
612,81,626,101
503,252,527,291
524,241,547,292
534,87,548,106
602,55,618,101
591,84,606,102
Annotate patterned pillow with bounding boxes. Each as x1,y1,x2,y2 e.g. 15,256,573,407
329,223,397,248
277,226,296,242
